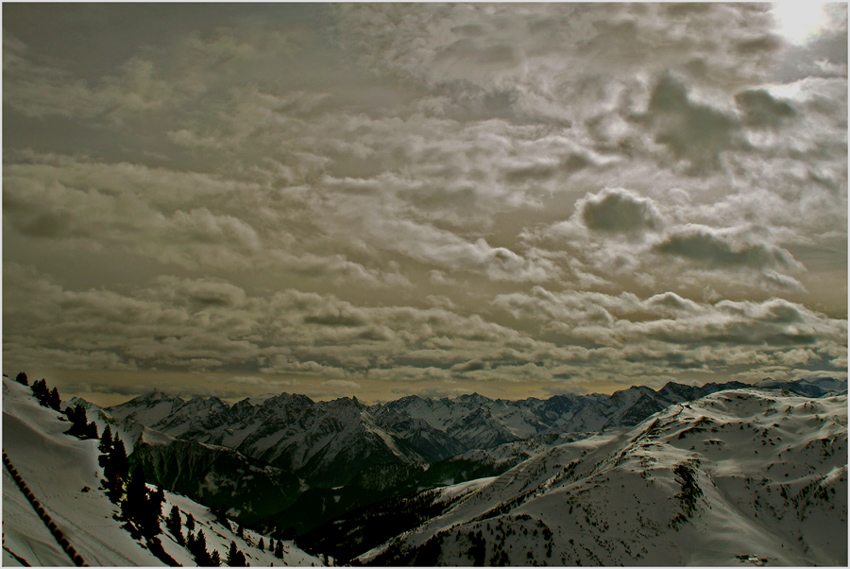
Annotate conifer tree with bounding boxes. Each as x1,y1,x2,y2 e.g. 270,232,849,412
152,486,165,517
228,541,246,567
65,405,82,434
212,504,230,529
85,419,99,439
65,403,95,438
32,379,49,406
187,513,196,532
98,426,113,487
192,529,210,566
275,539,284,559
167,505,184,545
49,387,61,411
122,465,148,527
15,372,28,386
210,549,221,567
105,438,129,502
258,537,264,551
99,425,113,454
141,485,163,539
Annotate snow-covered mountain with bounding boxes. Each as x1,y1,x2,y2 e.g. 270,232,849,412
104,379,765,475
107,393,431,488
354,388,847,566
1,377,327,567
97,377,845,530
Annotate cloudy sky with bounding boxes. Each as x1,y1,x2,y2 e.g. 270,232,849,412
3,3,847,405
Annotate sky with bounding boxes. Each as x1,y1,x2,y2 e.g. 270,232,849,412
3,3,847,406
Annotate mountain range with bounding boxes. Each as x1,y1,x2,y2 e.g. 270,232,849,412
86,376,845,532
4,374,846,566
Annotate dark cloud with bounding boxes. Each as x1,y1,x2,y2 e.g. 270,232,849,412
646,73,740,170
579,188,663,235
735,88,797,127
653,225,802,272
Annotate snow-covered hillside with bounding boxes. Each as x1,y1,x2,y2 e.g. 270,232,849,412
1,377,326,567
358,388,848,566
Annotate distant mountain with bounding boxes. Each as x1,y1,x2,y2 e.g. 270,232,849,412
1,377,327,567
353,388,848,566
755,376,847,397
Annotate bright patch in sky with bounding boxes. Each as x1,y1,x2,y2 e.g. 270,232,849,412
772,2,829,45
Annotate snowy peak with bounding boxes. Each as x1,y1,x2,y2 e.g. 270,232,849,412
454,393,493,406
755,376,847,396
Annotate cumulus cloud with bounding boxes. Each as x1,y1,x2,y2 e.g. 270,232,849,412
579,187,663,234
735,88,797,127
652,224,804,278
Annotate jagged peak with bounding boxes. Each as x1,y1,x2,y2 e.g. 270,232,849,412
122,388,182,407
260,391,315,408
455,392,492,404
396,393,427,404
321,395,365,410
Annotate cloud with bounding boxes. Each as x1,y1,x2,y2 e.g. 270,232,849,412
652,224,803,273
646,73,741,171
578,187,663,234
322,379,362,390
2,5,845,399
333,3,781,126
735,88,797,127
3,25,294,123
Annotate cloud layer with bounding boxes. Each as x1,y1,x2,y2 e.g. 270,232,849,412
3,4,846,402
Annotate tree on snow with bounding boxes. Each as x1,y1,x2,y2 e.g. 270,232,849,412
228,541,247,567
49,387,61,412
167,505,184,545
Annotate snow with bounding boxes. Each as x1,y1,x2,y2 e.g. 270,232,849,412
2,378,163,566
357,388,848,566
1,377,327,567
435,476,496,503
3,467,71,566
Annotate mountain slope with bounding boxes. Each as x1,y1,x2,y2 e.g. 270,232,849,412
357,388,848,566
1,377,326,567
